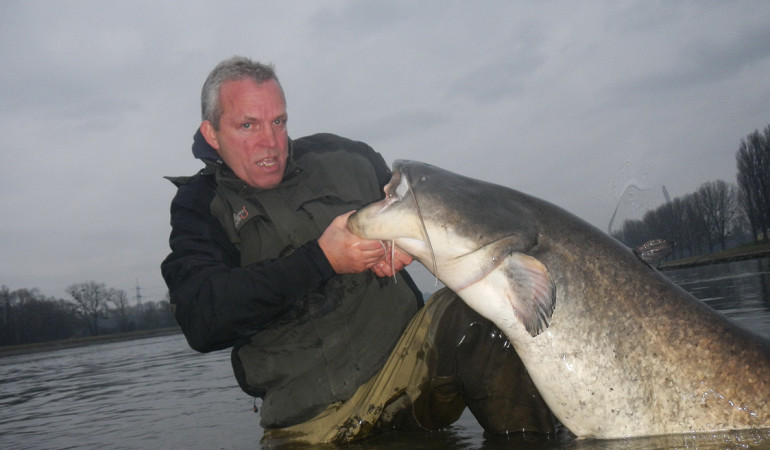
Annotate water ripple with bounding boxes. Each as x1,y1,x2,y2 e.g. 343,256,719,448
1,258,769,449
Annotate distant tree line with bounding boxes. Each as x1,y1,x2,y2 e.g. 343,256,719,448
1,281,177,347
737,125,770,241
613,125,770,257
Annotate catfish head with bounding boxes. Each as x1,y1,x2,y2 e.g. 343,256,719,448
348,160,555,337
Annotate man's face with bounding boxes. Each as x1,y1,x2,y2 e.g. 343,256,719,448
201,78,289,189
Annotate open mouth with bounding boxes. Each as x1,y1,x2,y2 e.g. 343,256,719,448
256,158,278,168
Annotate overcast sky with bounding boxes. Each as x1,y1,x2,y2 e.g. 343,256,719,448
2,1,769,301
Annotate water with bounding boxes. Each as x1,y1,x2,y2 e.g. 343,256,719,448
663,257,770,341
2,258,769,449
0,336,259,449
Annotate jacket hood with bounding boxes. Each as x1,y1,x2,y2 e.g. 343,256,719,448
192,128,221,162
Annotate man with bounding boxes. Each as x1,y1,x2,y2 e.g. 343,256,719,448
162,56,554,445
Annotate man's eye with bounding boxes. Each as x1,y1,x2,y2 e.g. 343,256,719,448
273,118,285,126
242,123,251,129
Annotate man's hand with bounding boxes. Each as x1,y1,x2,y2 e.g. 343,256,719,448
318,211,388,274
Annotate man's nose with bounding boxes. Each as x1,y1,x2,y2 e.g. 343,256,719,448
255,125,278,147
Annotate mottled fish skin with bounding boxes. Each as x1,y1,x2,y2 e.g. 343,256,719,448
349,160,770,439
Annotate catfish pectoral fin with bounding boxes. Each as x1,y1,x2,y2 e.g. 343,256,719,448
504,253,556,337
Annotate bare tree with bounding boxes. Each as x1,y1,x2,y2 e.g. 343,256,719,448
694,180,737,252
67,281,114,336
1,285,18,345
736,125,770,242
663,198,689,259
612,182,740,259
111,289,134,332
1,287,79,345
612,218,647,247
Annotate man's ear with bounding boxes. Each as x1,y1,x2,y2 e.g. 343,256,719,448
200,120,220,151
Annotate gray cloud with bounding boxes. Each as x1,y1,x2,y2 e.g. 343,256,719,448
621,23,770,96
2,0,769,300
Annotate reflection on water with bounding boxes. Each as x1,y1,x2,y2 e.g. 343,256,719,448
1,258,769,449
663,256,770,340
0,335,259,449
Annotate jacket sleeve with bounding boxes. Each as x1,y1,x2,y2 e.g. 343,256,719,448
160,175,336,353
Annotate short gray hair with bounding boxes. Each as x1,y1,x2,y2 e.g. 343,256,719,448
201,56,282,129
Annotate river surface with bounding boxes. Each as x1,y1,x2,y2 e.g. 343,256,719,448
2,257,769,449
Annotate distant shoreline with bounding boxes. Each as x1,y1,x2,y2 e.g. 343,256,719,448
3,243,768,357
659,241,770,270
0,327,182,358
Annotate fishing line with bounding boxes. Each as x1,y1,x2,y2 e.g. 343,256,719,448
390,239,396,281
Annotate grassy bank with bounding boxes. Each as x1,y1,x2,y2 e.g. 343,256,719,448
0,327,182,358
660,241,770,270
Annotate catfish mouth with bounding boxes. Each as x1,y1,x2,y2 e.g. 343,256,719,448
350,165,440,280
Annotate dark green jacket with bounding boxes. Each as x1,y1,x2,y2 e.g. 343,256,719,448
161,132,422,428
